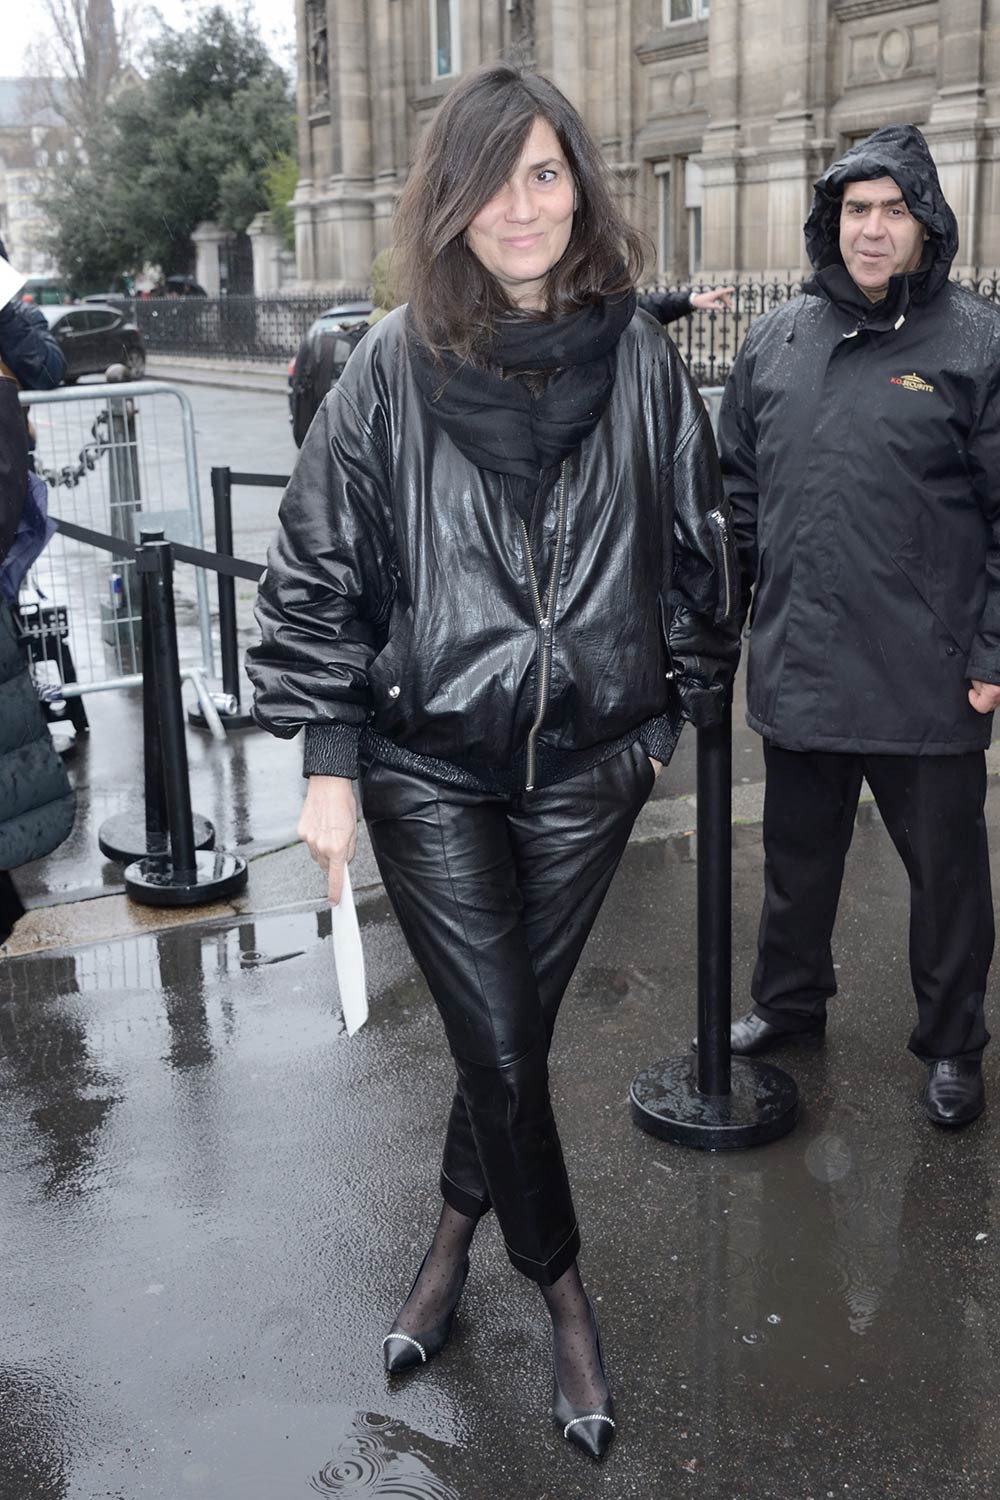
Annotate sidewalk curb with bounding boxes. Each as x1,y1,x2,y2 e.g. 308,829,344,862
147,358,288,395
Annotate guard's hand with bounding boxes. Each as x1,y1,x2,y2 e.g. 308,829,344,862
691,286,735,313
969,680,1000,715
649,756,664,779
297,774,358,905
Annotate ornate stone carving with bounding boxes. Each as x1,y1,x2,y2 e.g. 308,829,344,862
507,0,536,66
306,0,329,112
843,17,937,88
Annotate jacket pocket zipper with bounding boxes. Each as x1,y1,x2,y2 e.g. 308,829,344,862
521,464,568,790
709,507,733,622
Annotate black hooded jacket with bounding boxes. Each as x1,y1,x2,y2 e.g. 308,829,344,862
248,306,739,792
719,125,1000,755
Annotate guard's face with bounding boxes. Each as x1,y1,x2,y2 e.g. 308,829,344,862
465,117,576,312
839,176,928,301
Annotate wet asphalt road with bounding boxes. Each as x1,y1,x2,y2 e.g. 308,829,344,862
3,800,999,1498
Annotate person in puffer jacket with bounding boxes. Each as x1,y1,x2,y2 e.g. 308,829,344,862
248,63,739,1460
718,124,1000,1128
0,235,66,392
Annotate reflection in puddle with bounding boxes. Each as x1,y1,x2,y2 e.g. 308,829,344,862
309,1412,459,1498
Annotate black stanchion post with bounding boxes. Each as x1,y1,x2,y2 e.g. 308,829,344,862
629,692,799,1150
141,543,168,851
187,466,257,731
147,540,197,878
696,711,731,1097
98,530,215,864
125,538,248,907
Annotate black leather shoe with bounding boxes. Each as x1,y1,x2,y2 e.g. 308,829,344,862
382,1254,469,1373
924,1060,985,1127
551,1298,616,1461
693,1009,826,1057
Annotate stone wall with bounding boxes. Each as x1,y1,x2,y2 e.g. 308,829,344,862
293,0,1000,289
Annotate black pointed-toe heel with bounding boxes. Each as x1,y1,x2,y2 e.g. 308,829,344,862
551,1299,617,1461
381,1254,470,1374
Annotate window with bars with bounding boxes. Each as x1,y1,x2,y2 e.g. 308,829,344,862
431,0,461,79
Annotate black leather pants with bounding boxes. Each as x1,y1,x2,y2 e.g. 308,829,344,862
361,742,655,1284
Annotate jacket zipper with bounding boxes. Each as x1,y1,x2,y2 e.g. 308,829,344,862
708,507,733,621
521,464,568,790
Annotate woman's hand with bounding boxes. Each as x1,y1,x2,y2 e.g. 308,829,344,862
297,775,358,904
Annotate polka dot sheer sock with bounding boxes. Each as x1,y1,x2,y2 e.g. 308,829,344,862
541,1261,610,1411
395,1202,476,1336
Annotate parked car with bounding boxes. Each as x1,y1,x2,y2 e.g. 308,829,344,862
288,301,373,447
38,303,146,382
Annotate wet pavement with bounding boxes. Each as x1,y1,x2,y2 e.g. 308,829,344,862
3,784,999,1497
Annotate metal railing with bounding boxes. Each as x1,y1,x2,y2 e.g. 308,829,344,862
651,269,1000,387
134,290,371,363
17,380,214,726
102,270,1000,381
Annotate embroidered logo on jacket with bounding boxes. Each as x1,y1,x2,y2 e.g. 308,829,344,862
890,372,935,393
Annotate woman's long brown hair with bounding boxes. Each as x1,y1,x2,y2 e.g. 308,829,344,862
393,63,647,364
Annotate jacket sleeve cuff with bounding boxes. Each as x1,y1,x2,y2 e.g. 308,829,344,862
302,723,361,779
637,711,684,766
965,641,1000,686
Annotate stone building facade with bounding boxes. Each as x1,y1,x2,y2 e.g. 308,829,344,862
293,1,1000,289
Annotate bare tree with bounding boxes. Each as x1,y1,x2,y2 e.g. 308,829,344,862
26,0,138,134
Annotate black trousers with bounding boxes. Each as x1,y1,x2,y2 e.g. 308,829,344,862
360,743,655,1285
752,744,993,1061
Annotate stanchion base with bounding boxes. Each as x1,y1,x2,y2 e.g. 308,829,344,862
124,849,249,907
99,812,215,864
187,704,257,731
629,1055,798,1151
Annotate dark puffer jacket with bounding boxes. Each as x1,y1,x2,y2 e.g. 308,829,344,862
719,125,1000,755
0,601,75,870
249,307,739,792
0,300,66,391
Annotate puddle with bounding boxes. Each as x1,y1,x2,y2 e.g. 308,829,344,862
309,1412,460,1497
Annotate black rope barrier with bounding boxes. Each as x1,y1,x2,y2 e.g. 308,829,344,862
186,467,285,733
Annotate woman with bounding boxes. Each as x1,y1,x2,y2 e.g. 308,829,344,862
248,64,738,1460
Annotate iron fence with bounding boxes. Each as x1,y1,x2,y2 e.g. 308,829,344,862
652,270,1000,388
121,271,1000,381
133,291,371,363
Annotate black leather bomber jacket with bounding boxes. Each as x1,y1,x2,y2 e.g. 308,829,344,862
247,306,740,792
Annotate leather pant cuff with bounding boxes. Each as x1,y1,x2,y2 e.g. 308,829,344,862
504,1222,581,1286
440,1170,492,1222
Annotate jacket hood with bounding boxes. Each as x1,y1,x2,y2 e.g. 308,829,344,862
804,124,958,303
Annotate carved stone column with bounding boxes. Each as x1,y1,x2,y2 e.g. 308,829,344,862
701,0,741,273
925,0,987,268
315,0,375,288
765,0,825,272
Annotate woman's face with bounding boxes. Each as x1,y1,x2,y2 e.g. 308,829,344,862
465,116,576,311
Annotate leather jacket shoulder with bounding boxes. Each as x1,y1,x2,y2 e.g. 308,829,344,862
248,304,739,775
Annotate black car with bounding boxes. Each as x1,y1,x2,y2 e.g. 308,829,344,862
288,301,372,447
39,303,146,383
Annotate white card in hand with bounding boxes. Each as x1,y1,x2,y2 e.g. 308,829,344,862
331,863,368,1035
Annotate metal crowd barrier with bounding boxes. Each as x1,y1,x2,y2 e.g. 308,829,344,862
17,380,214,727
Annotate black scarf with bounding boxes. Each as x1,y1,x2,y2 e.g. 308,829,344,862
406,293,637,518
